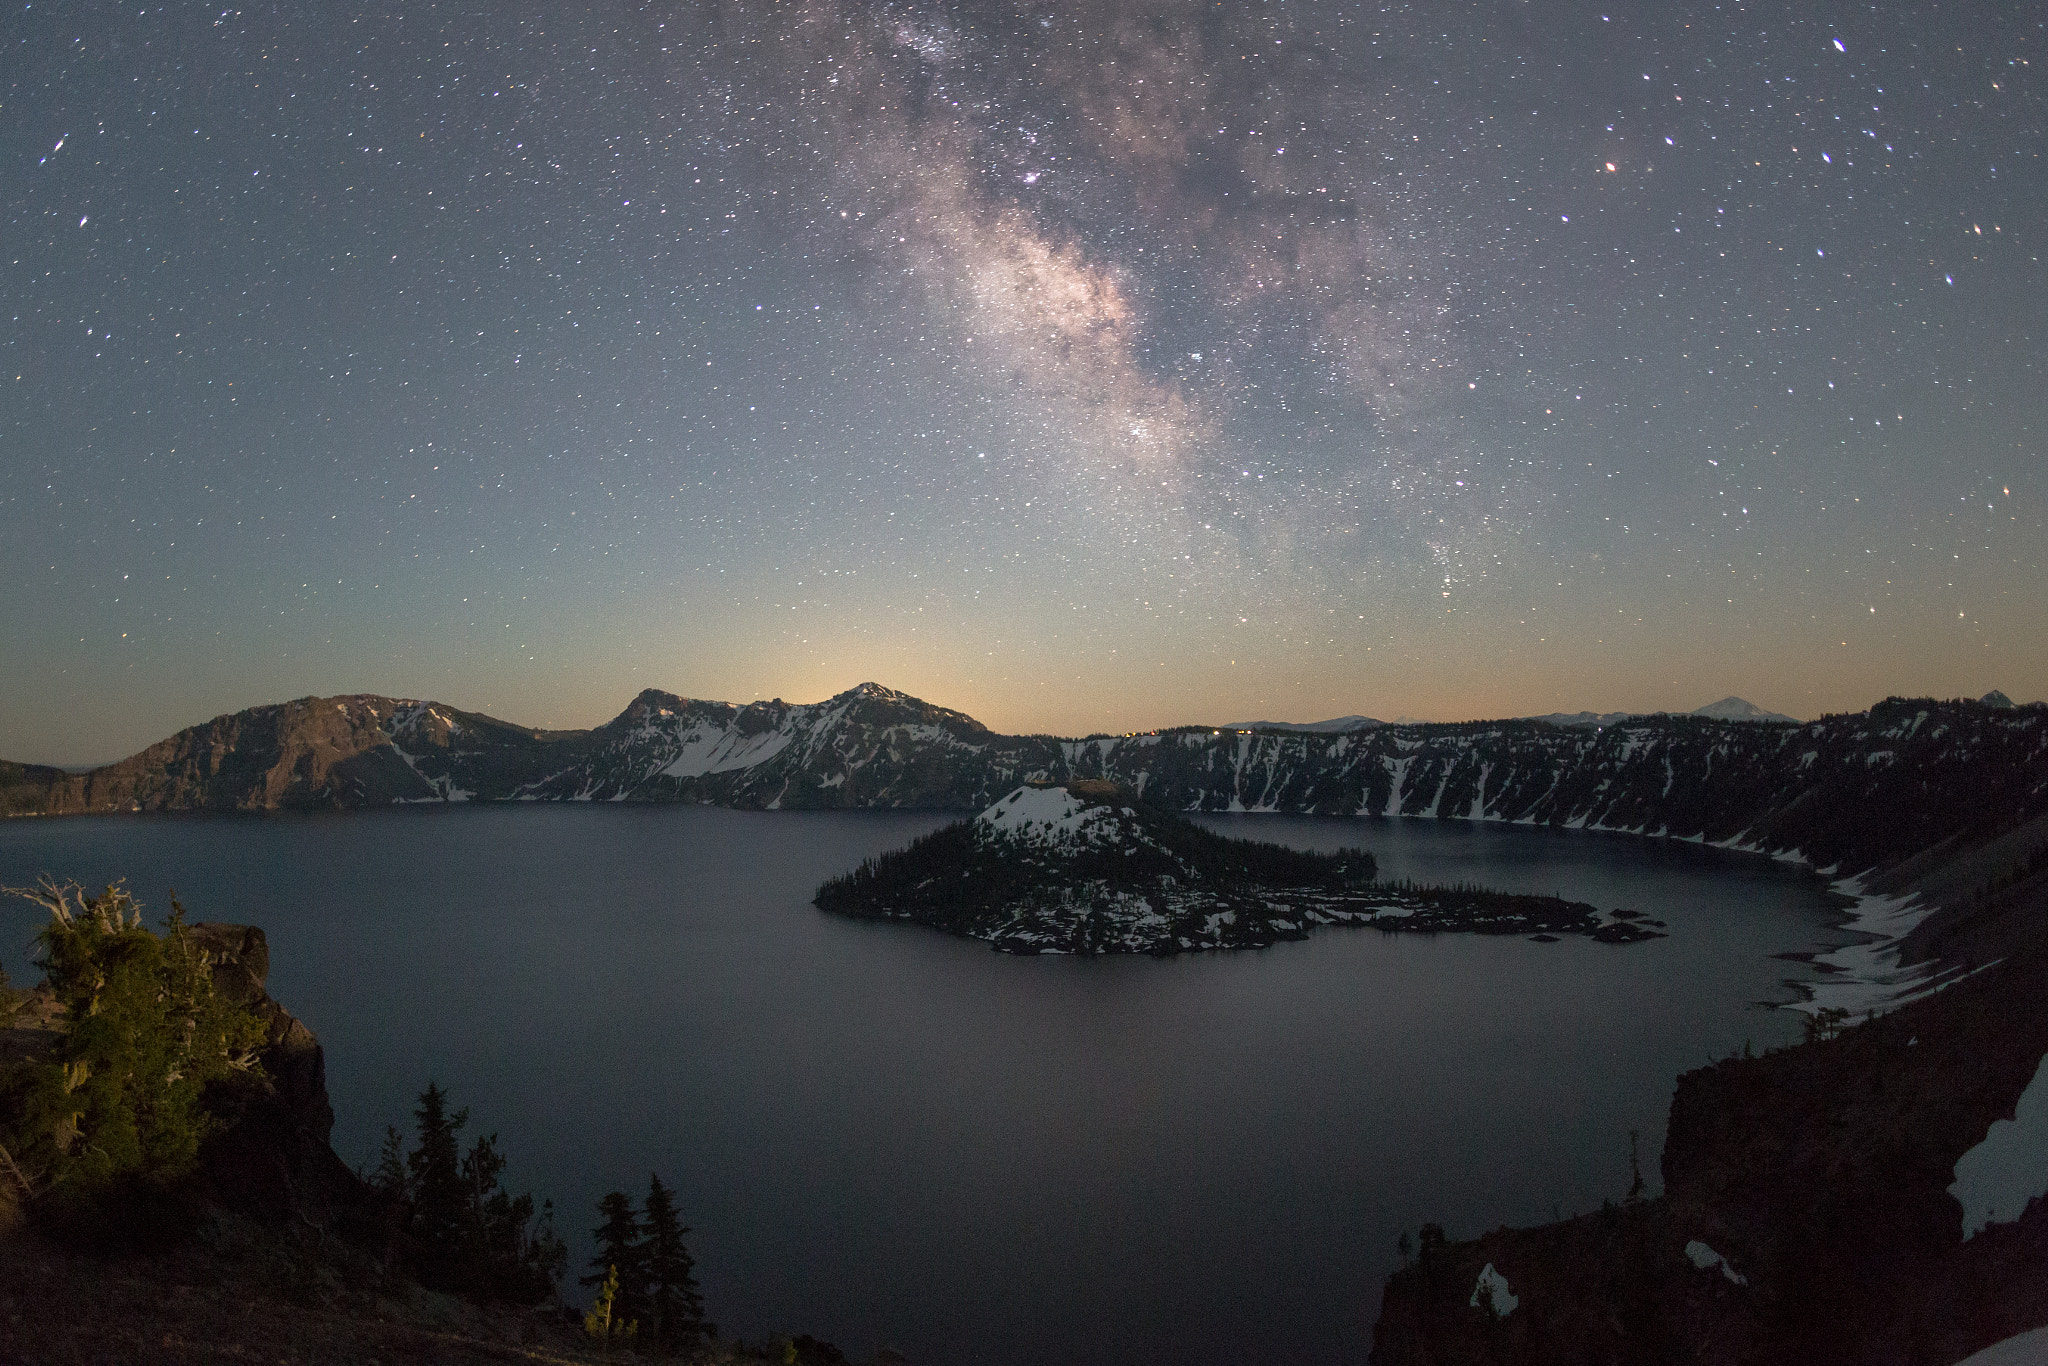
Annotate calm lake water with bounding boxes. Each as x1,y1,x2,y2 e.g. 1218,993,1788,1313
0,807,1849,1364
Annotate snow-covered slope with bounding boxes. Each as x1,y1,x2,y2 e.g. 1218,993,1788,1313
977,783,1130,846
505,682,1042,808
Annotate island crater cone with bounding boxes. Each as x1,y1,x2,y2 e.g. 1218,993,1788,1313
814,780,1656,955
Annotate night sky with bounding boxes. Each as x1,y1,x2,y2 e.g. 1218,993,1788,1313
4,0,2042,764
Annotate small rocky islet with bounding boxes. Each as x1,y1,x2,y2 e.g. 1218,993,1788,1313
813,779,1664,955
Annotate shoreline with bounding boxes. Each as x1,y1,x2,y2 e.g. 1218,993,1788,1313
4,798,1995,1015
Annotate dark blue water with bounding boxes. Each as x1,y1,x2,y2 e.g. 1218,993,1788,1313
0,807,1843,1364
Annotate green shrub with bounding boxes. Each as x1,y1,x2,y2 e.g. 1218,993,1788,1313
1,880,268,1187
0,879,267,1236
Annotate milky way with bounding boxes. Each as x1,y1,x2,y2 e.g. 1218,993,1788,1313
1,0,2041,759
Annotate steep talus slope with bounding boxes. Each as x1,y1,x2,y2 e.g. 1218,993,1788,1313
9,696,600,813
1884,807,2048,971
381,698,590,801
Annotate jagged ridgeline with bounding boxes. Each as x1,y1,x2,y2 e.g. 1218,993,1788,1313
9,689,2044,896
814,780,1660,955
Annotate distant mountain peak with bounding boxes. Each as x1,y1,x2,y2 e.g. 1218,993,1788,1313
823,681,990,734
622,686,699,716
1526,698,1800,727
1691,697,1799,724
1221,715,1382,733
1981,690,2015,710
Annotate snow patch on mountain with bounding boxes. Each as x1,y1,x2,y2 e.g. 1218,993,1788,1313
658,720,795,777
977,785,1127,845
1786,880,1981,1018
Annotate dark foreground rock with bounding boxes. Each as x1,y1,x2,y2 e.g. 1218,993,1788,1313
184,923,375,1234
1371,938,2048,1365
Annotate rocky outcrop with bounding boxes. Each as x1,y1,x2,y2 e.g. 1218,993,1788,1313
1370,939,2048,1365
184,922,370,1231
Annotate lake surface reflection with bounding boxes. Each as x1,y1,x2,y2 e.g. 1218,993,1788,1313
0,806,1847,1365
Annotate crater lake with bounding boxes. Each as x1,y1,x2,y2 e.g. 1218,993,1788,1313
0,805,1856,1364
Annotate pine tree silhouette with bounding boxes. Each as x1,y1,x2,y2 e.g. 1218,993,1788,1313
406,1082,469,1247
583,1190,650,1327
643,1173,712,1348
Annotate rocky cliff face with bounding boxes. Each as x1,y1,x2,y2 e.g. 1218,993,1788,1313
16,697,440,813
179,924,371,1230
1063,698,2048,877
1369,940,2048,1366
10,687,2046,889
185,922,351,1226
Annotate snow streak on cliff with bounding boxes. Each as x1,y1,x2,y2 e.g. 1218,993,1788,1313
10,688,2046,886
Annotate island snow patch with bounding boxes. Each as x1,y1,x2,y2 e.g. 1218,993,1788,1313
979,784,1126,844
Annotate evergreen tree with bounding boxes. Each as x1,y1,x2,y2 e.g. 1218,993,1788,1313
370,1124,408,1199
406,1081,469,1246
0,881,265,1204
460,1128,508,1250
642,1173,711,1348
385,1083,565,1303
584,1190,649,1327
531,1198,570,1299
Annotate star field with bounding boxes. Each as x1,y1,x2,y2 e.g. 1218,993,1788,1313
2,0,2042,761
